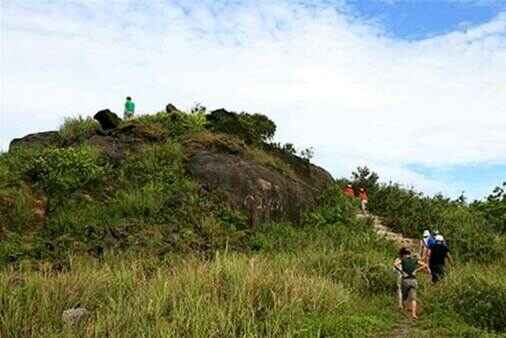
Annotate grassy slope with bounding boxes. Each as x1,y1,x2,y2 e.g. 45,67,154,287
1,113,505,337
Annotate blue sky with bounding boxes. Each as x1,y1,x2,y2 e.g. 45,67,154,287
1,0,505,200
349,0,506,40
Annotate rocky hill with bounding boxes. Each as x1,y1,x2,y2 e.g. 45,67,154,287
1,105,334,261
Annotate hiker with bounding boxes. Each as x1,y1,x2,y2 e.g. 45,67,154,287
393,247,430,319
419,229,433,264
124,96,135,119
343,184,355,198
428,234,453,283
358,188,368,214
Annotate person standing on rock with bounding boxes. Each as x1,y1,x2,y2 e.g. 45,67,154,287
124,96,135,119
359,188,368,214
394,247,429,320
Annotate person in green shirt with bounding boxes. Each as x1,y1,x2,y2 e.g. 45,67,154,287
124,96,135,119
393,247,430,319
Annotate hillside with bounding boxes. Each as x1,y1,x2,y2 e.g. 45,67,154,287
1,106,505,337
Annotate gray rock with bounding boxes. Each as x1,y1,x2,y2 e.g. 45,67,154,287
62,307,90,326
9,131,61,152
94,109,121,130
187,150,333,226
165,103,179,113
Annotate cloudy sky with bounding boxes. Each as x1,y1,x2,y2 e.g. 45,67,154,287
1,0,505,200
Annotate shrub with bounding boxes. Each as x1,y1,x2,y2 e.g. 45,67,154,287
135,110,206,139
206,110,276,145
348,166,506,264
304,184,357,227
59,116,99,144
29,147,107,211
120,142,184,185
0,148,45,187
428,266,506,332
471,183,506,234
0,188,36,231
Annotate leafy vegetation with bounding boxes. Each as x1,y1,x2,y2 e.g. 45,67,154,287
59,116,99,145
0,109,505,337
347,166,506,264
207,109,276,145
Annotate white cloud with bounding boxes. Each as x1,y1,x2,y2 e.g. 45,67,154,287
1,0,505,199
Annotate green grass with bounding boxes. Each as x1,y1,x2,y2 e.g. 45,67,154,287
59,116,99,144
0,249,400,338
1,112,505,337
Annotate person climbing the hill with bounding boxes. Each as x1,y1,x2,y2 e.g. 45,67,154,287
393,247,430,320
420,229,434,264
428,234,453,283
124,96,135,119
343,184,355,198
359,188,368,214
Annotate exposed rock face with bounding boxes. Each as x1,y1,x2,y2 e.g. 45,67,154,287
94,109,121,130
9,131,61,151
187,151,333,225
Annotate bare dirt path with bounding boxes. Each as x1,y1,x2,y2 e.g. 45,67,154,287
368,215,418,250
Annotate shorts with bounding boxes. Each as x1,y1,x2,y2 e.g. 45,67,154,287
124,111,134,119
401,278,417,303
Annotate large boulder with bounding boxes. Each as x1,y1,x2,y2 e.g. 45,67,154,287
9,131,61,152
94,109,121,130
187,151,333,226
165,103,180,113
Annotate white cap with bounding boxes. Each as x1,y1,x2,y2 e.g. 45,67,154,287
435,234,444,241
423,230,430,238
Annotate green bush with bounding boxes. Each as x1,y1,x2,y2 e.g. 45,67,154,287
207,110,276,145
59,116,99,144
304,184,357,226
0,148,45,188
120,142,184,185
0,188,36,231
348,166,506,264
428,266,506,332
471,183,506,234
135,110,206,139
29,146,107,211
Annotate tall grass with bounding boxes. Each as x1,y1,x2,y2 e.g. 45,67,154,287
0,253,396,338
59,116,99,144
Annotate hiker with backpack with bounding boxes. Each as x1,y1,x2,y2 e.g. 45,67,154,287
393,247,430,319
124,96,135,119
428,234,453,283
420,229,435,264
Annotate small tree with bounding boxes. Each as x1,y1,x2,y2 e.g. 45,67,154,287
299,147,314,162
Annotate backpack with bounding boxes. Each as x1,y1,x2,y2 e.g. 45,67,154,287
401,257,417,278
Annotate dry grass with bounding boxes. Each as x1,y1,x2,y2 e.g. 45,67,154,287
0,252,393,338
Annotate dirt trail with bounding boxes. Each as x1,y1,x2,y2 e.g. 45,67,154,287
367,215,418,250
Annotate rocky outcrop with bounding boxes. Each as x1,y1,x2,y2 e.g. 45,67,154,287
187,151,333,225
94,109,121,130
9,131,61,151
165,103,179,113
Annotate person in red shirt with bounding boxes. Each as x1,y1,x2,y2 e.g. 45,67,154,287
359,188,368,214
343,184,355,198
